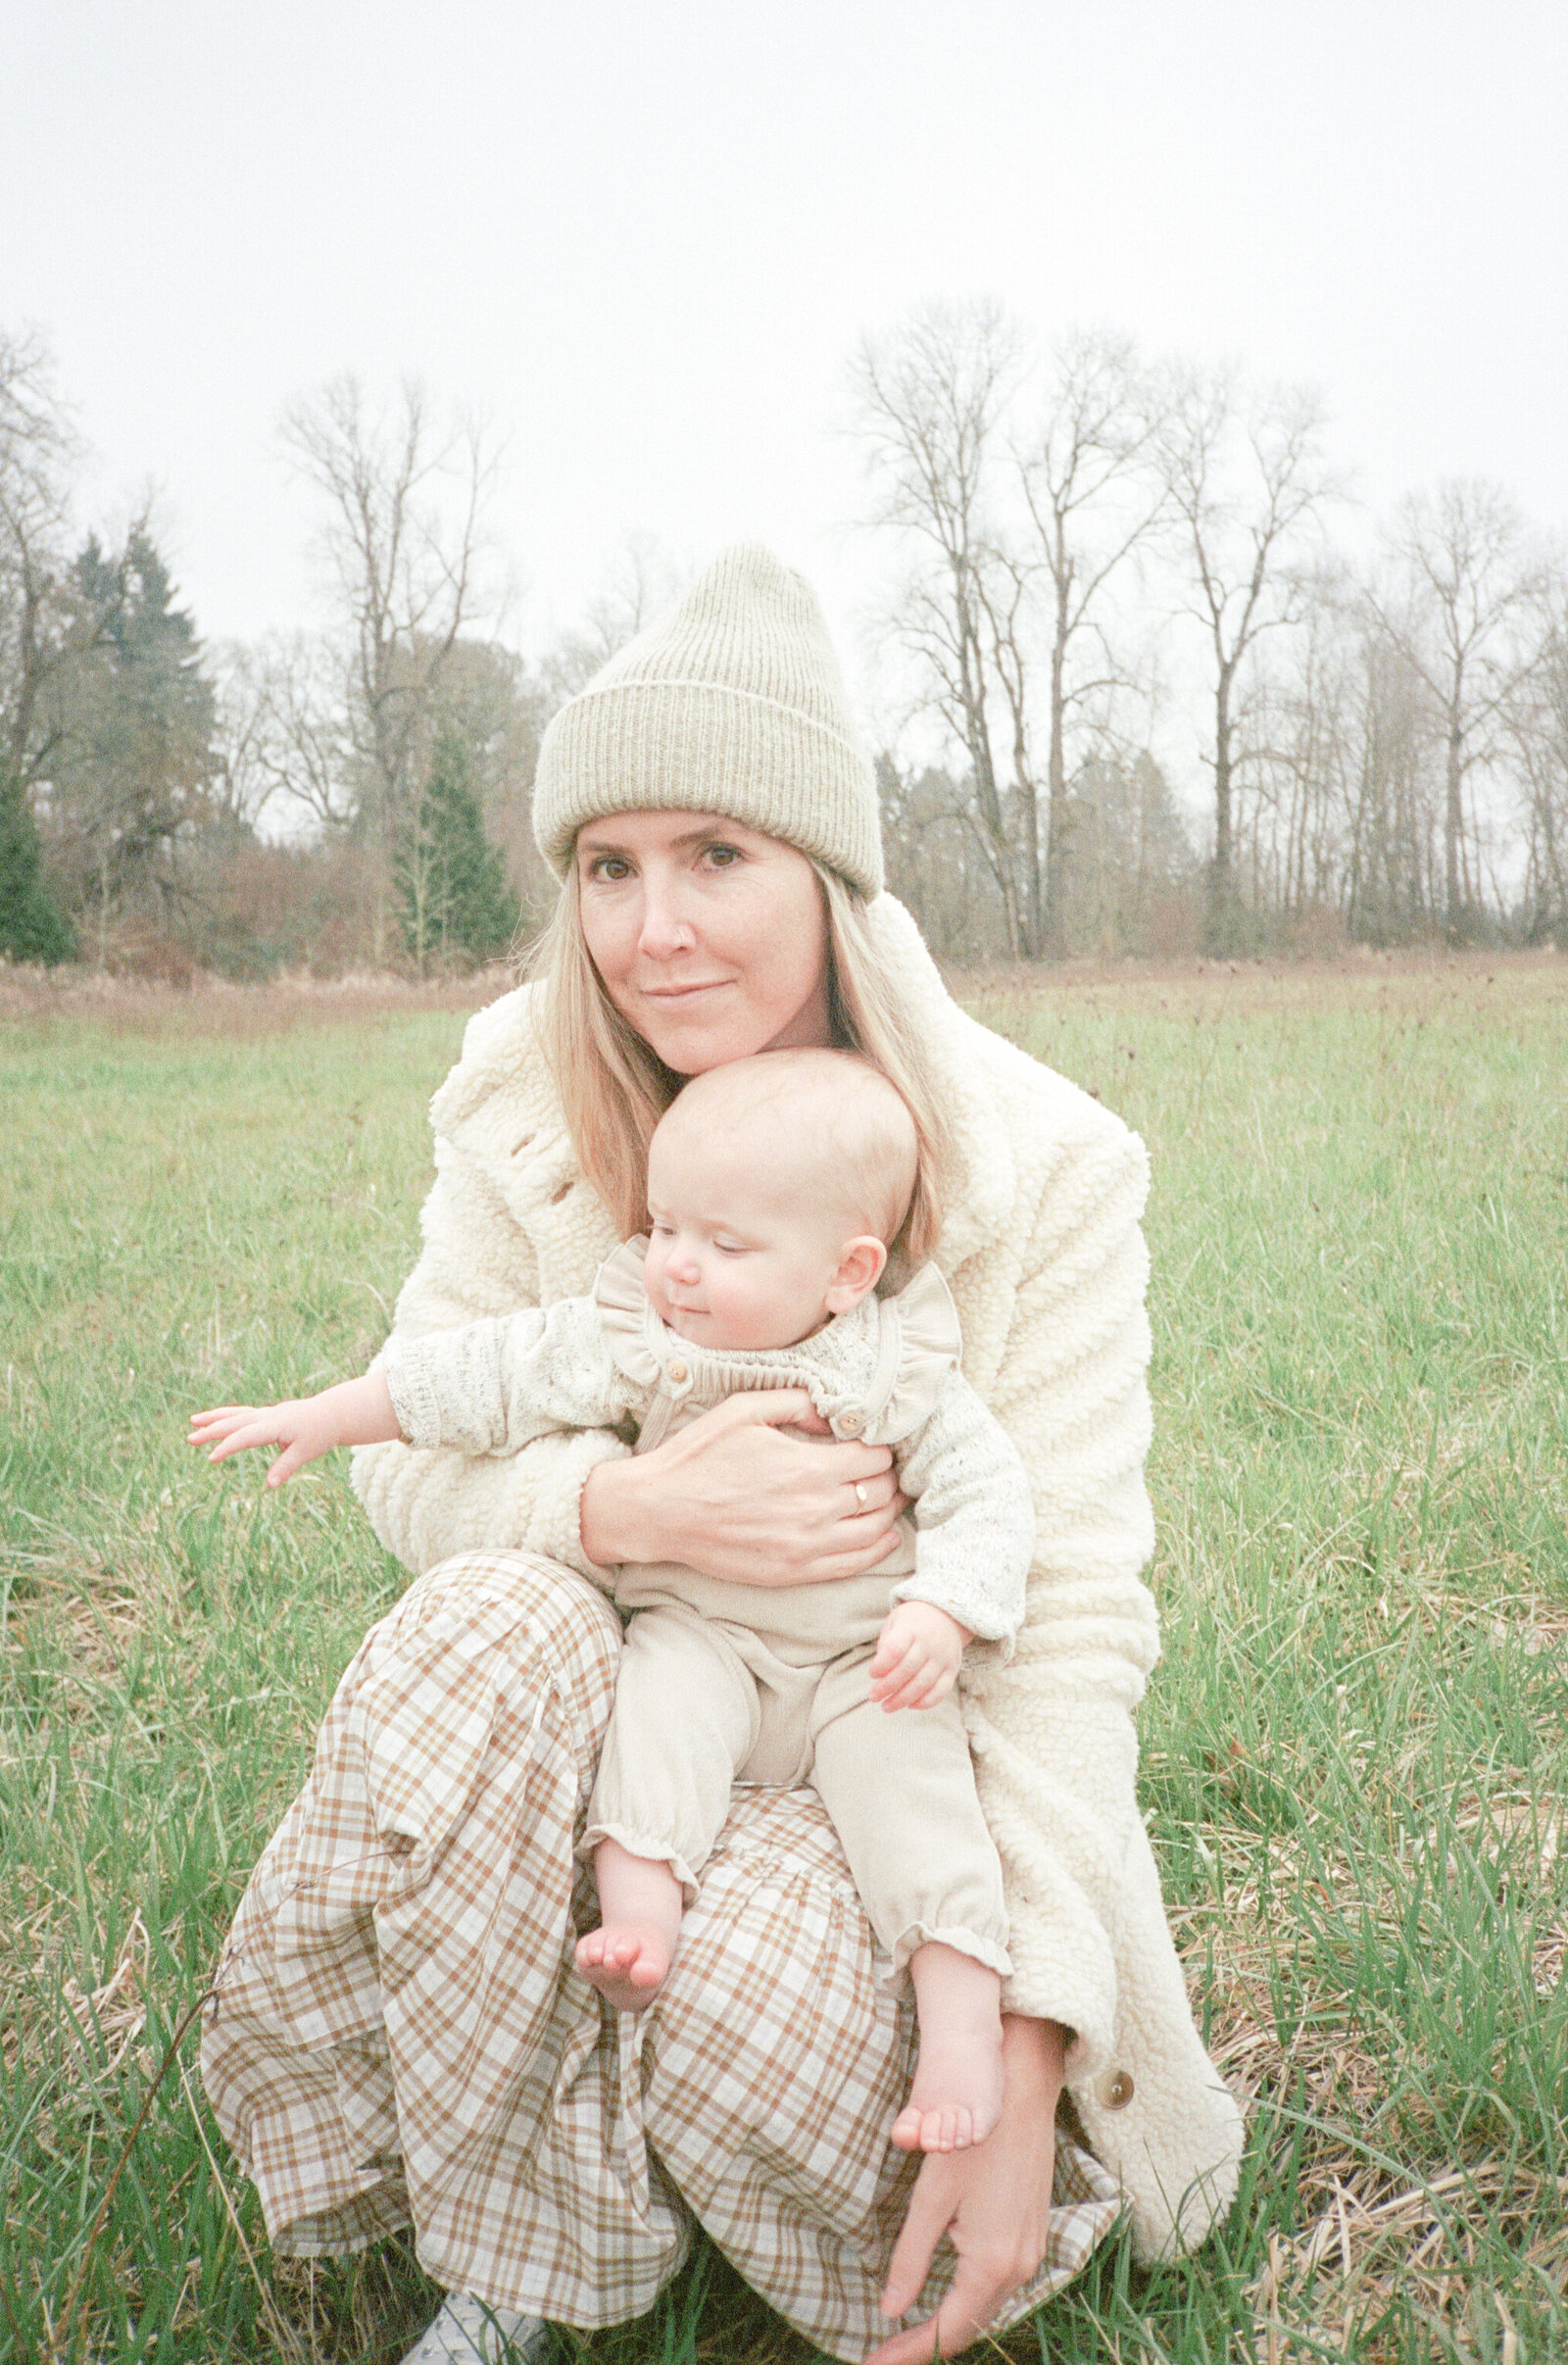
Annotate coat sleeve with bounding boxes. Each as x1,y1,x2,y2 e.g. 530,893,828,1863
960,1111,1244,2260
350,1129,632,1587
890,1368,1032,1650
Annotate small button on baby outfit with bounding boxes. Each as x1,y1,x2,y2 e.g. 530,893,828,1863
1103,2071,1135,2109
667,1360,689,1386
838,1407,865,1435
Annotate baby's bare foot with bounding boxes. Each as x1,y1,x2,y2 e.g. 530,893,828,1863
890,2021,1006,2153
574,1921,673,2011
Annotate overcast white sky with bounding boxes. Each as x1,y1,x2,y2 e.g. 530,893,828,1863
5,0,1565,710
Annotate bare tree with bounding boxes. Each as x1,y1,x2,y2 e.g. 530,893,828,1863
0,328,79,796
1014,329,1166,951
852,302,1046,955
214,632,357,833
541,532,687,702
279,375,506,959
1508,564,1568,945
1152,367,1339,950
1362,480,1542,943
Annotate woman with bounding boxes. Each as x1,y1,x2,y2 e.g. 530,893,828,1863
201,546,1244,2365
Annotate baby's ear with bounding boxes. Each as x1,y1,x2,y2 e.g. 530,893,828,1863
824,1234,888,1314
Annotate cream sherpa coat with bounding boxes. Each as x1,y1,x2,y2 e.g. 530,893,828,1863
352,896,1245,2262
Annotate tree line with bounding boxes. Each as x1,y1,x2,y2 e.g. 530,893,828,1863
3,312,1565,976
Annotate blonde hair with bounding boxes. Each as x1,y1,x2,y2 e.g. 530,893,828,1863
526,859,954,1267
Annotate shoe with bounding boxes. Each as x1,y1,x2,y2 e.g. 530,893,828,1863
402,2293,552,2363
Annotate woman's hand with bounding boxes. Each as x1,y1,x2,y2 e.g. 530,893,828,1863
579,1389,906,1585
868,2016,1066,2365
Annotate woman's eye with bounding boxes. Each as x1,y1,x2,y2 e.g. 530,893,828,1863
702,843,742,868
587,855,632,881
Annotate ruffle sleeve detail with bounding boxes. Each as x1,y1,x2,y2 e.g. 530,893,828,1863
593,1238,665,1394
864,1260,962,1445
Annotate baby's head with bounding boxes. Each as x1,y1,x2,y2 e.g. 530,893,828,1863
644,1050,928,1351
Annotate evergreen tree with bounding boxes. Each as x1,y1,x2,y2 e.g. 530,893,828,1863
48,521,218,939
396,731,517,972
0,763,75,962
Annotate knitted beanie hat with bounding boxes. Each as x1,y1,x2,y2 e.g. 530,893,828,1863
531,542,884,899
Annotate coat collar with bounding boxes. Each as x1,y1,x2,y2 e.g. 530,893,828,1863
863,896,1016,1270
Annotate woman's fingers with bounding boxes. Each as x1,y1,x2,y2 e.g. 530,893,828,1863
873,2159,1024,2365
848,1469,902,1516
877,2158,956,2323
868,2259,1002,2365
722,1389,824,1432
631,1395,906,1583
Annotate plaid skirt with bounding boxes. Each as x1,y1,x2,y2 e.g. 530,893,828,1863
200,1552,1119,2360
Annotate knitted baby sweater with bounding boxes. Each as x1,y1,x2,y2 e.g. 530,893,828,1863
378,1243,1033,1651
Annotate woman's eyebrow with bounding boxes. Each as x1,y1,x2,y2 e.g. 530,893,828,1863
578,822,734,856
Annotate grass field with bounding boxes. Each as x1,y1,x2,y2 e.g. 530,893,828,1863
3,954,1566,2363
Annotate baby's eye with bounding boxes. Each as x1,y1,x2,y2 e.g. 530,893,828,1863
713,1239,749,1256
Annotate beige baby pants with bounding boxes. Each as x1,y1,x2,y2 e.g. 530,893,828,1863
584,1581,1012,1983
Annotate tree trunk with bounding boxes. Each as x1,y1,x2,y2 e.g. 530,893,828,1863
1444,718,1465,944
1043,625,1070,957
1206,669,1236,953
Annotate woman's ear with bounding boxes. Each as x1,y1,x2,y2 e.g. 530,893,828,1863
823,1235,888,1314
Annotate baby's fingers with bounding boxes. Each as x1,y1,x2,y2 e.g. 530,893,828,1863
869,1623,916,1681
188,1405,258,1441
868,1635,927,1698
872,1653,935,1710
266,1442,310,1487
203,1417,284,1464
880,1654,958,1712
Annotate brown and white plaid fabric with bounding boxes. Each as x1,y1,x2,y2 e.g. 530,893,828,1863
202,1552,1120,2361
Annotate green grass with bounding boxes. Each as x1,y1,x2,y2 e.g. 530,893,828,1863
3,958,1567,2362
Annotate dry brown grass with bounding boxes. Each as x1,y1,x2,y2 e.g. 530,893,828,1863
0,961,514,1035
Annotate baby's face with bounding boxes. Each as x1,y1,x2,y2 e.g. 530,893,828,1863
643,1126,856,1352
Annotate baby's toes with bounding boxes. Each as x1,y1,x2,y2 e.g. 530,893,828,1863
575,1931,607,1971
890,2101,925,2151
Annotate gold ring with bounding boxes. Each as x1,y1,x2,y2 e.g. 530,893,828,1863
855,1482,869,1510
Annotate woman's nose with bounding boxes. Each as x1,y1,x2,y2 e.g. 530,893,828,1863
636,880,697,958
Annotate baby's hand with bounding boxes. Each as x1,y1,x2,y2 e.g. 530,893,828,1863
188,1372,400,1488
867,1601,972,1712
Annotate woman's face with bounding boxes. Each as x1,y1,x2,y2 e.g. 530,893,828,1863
574,811,832,1075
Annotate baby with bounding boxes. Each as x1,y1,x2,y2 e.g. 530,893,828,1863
191,1049,1034,2153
